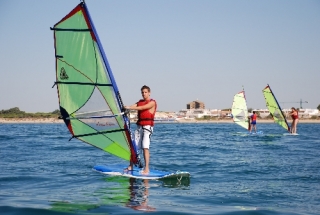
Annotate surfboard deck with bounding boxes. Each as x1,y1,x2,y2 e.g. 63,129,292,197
93,164,190,180
250,131,264,135
233,131,264,136
283,133,299,136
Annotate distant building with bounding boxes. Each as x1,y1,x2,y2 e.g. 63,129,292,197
187,100,205,109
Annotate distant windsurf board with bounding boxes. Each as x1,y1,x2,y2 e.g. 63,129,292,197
233,131,264,136
250,131,264,135
283,133,299,136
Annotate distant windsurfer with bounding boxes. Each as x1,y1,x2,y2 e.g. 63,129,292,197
289,107,299,134
124,85,157,174
249,111,257,133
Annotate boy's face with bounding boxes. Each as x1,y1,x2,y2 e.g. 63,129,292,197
141,89,150,100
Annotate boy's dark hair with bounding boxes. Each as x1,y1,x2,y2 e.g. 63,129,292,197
141,85,151,92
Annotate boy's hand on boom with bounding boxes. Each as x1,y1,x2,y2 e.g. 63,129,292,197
122,106,130,114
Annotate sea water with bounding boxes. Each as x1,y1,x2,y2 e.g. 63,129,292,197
0,122,319,215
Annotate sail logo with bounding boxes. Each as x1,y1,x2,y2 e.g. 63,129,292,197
60,67,69,80
96,121,116,127
236,116,245,120
236,111,245,119
273,110,282,119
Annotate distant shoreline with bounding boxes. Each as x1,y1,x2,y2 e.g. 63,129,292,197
1,118,320,124
0,118,63,124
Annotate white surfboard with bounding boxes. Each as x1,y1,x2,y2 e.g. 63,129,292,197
93,164,190,180
283,133,299,136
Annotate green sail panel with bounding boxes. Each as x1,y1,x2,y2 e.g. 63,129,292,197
262,85,290,132
52,3,132,161
232,90,249,130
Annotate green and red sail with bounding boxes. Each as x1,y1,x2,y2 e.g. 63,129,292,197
51,1,140,165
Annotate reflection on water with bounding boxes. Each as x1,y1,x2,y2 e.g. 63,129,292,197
50,201,100,213
50,174,190,213
126,178,156,212
160,175,191,188
124,175,191,212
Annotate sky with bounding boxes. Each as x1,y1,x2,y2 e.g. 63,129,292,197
0,0,319,113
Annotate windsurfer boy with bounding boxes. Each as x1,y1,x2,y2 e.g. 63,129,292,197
249,111,257,133
124,85,157,174
289,107,299,134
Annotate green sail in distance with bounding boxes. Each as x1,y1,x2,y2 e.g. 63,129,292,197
262,85,290,132
51,2,138,162
232,90,249,130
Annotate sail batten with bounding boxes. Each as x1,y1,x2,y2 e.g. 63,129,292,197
52,2,140,164
66,114,124,120
51,27,92,32
262,84,290,132
73,128,127,138
55,82,113,86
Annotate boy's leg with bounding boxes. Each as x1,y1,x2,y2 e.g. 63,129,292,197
140,126,153,174
142,148,150,174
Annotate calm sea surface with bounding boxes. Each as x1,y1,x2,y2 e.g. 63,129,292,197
1,122,319,215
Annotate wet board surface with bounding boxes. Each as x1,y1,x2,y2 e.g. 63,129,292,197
233,131,264,136
283,133,299,136
93,164,190,180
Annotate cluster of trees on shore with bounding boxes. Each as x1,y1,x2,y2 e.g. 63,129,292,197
0,107,60,118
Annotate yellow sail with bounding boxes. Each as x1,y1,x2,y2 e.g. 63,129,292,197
232,90,249,130
262,85,290,132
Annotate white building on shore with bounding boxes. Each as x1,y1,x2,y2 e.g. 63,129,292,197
129,107,319,121
176,108,319,119
176,108,229,119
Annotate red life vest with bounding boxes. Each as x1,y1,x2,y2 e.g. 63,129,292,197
137,99,157,126
292,111,299,120
251,114,257,121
